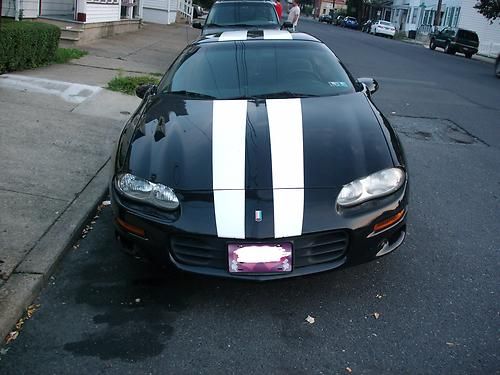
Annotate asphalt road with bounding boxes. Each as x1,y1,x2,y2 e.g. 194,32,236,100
1,21,499,374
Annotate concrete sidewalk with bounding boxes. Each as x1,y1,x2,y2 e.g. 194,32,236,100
0,22,198,343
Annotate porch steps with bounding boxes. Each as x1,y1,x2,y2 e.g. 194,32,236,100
34,17,141,46
35,18,84,45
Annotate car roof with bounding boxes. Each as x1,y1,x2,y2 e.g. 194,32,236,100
194,30,321,45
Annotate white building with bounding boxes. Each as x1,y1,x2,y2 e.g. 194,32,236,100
0,0,142,23
390,0,500,57
143,0,192,24
458,2,500,57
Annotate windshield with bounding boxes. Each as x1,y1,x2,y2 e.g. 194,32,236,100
205,2,278,26
158,41,356,99
380,21,392,26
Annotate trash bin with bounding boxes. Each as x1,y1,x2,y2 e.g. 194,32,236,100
408,30,417,39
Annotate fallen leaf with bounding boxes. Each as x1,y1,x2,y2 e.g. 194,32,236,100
305,315,315,324
372,312,380,319
102,200,111,206
15,318,25,330
446,342,456,347
346,367,352,373
26,304,40,318
376,294,383,299
5,331,19,344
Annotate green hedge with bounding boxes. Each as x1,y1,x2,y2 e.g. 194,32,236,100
0,21,60,73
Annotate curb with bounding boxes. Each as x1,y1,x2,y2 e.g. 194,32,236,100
0,159,112,343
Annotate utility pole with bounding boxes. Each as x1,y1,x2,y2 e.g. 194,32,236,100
433,0,442,27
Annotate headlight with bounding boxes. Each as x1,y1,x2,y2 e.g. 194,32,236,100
337,168,405,207
116,173,179,210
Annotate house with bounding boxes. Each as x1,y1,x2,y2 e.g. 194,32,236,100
390,0,500,57
314,0,347,17
142,0,193,25
1,0,143,44
458,2,500,58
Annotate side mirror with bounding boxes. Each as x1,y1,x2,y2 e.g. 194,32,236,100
192,22,202,29
281,21,293,30
136,84,156,99
357,77,379,95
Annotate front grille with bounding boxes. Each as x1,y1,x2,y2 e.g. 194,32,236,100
170,236,227,269
170,231,349,270
293,231,348,267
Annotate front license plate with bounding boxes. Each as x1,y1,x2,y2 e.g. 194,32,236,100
228,243,292,273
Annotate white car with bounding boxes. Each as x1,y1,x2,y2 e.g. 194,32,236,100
370,20,396,38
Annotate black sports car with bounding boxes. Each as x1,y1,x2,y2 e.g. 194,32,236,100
111,30,409,280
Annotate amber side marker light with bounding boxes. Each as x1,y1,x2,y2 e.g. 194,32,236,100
373,209,406,233
116,217,145,237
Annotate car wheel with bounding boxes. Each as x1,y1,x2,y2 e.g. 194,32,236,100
465,53,473,59
429,39,436,50
496,59,500,78
444,42,455,55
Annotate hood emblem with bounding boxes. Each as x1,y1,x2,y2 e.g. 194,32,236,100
255,210,263,222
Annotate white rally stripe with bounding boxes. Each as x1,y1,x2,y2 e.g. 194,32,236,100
266,98,304,238
212,100,247,239
219,30,248,41
263,30,293,40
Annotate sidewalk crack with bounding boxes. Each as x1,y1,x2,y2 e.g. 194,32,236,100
0,188,70,203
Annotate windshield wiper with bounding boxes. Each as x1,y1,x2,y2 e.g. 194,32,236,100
247,91,320,99
168,90,216,99
222,24,260,27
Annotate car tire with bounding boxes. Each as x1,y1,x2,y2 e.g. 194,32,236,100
429,39,436,50
445,42,455,55
496,59,500,78
465,53,473,59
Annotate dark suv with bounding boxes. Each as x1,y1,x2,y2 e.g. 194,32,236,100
429,27,479,58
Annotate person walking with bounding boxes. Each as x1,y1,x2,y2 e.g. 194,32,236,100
287,0,300,31
274,0,283,20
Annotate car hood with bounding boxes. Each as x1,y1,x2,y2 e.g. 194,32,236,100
126,92,394,191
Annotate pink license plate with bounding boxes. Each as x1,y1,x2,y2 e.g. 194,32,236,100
228,243,293,273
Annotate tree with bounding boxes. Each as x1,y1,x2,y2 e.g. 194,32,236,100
474,0,500,22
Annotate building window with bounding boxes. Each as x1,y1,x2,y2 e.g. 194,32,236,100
88,0,120,4
448,7,455,27
412,7,418,23
453,7,461,27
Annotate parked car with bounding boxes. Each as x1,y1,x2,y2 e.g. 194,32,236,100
429,27,479,58
334,15,344,26
496,54,500,78
370,20,396,38
192,0,281,36
319,14,333,24
115,30,408,280
342,16,359,29
361,19,372,33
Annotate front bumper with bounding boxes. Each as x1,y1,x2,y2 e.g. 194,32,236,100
111,185,408,280
376,28,395,37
